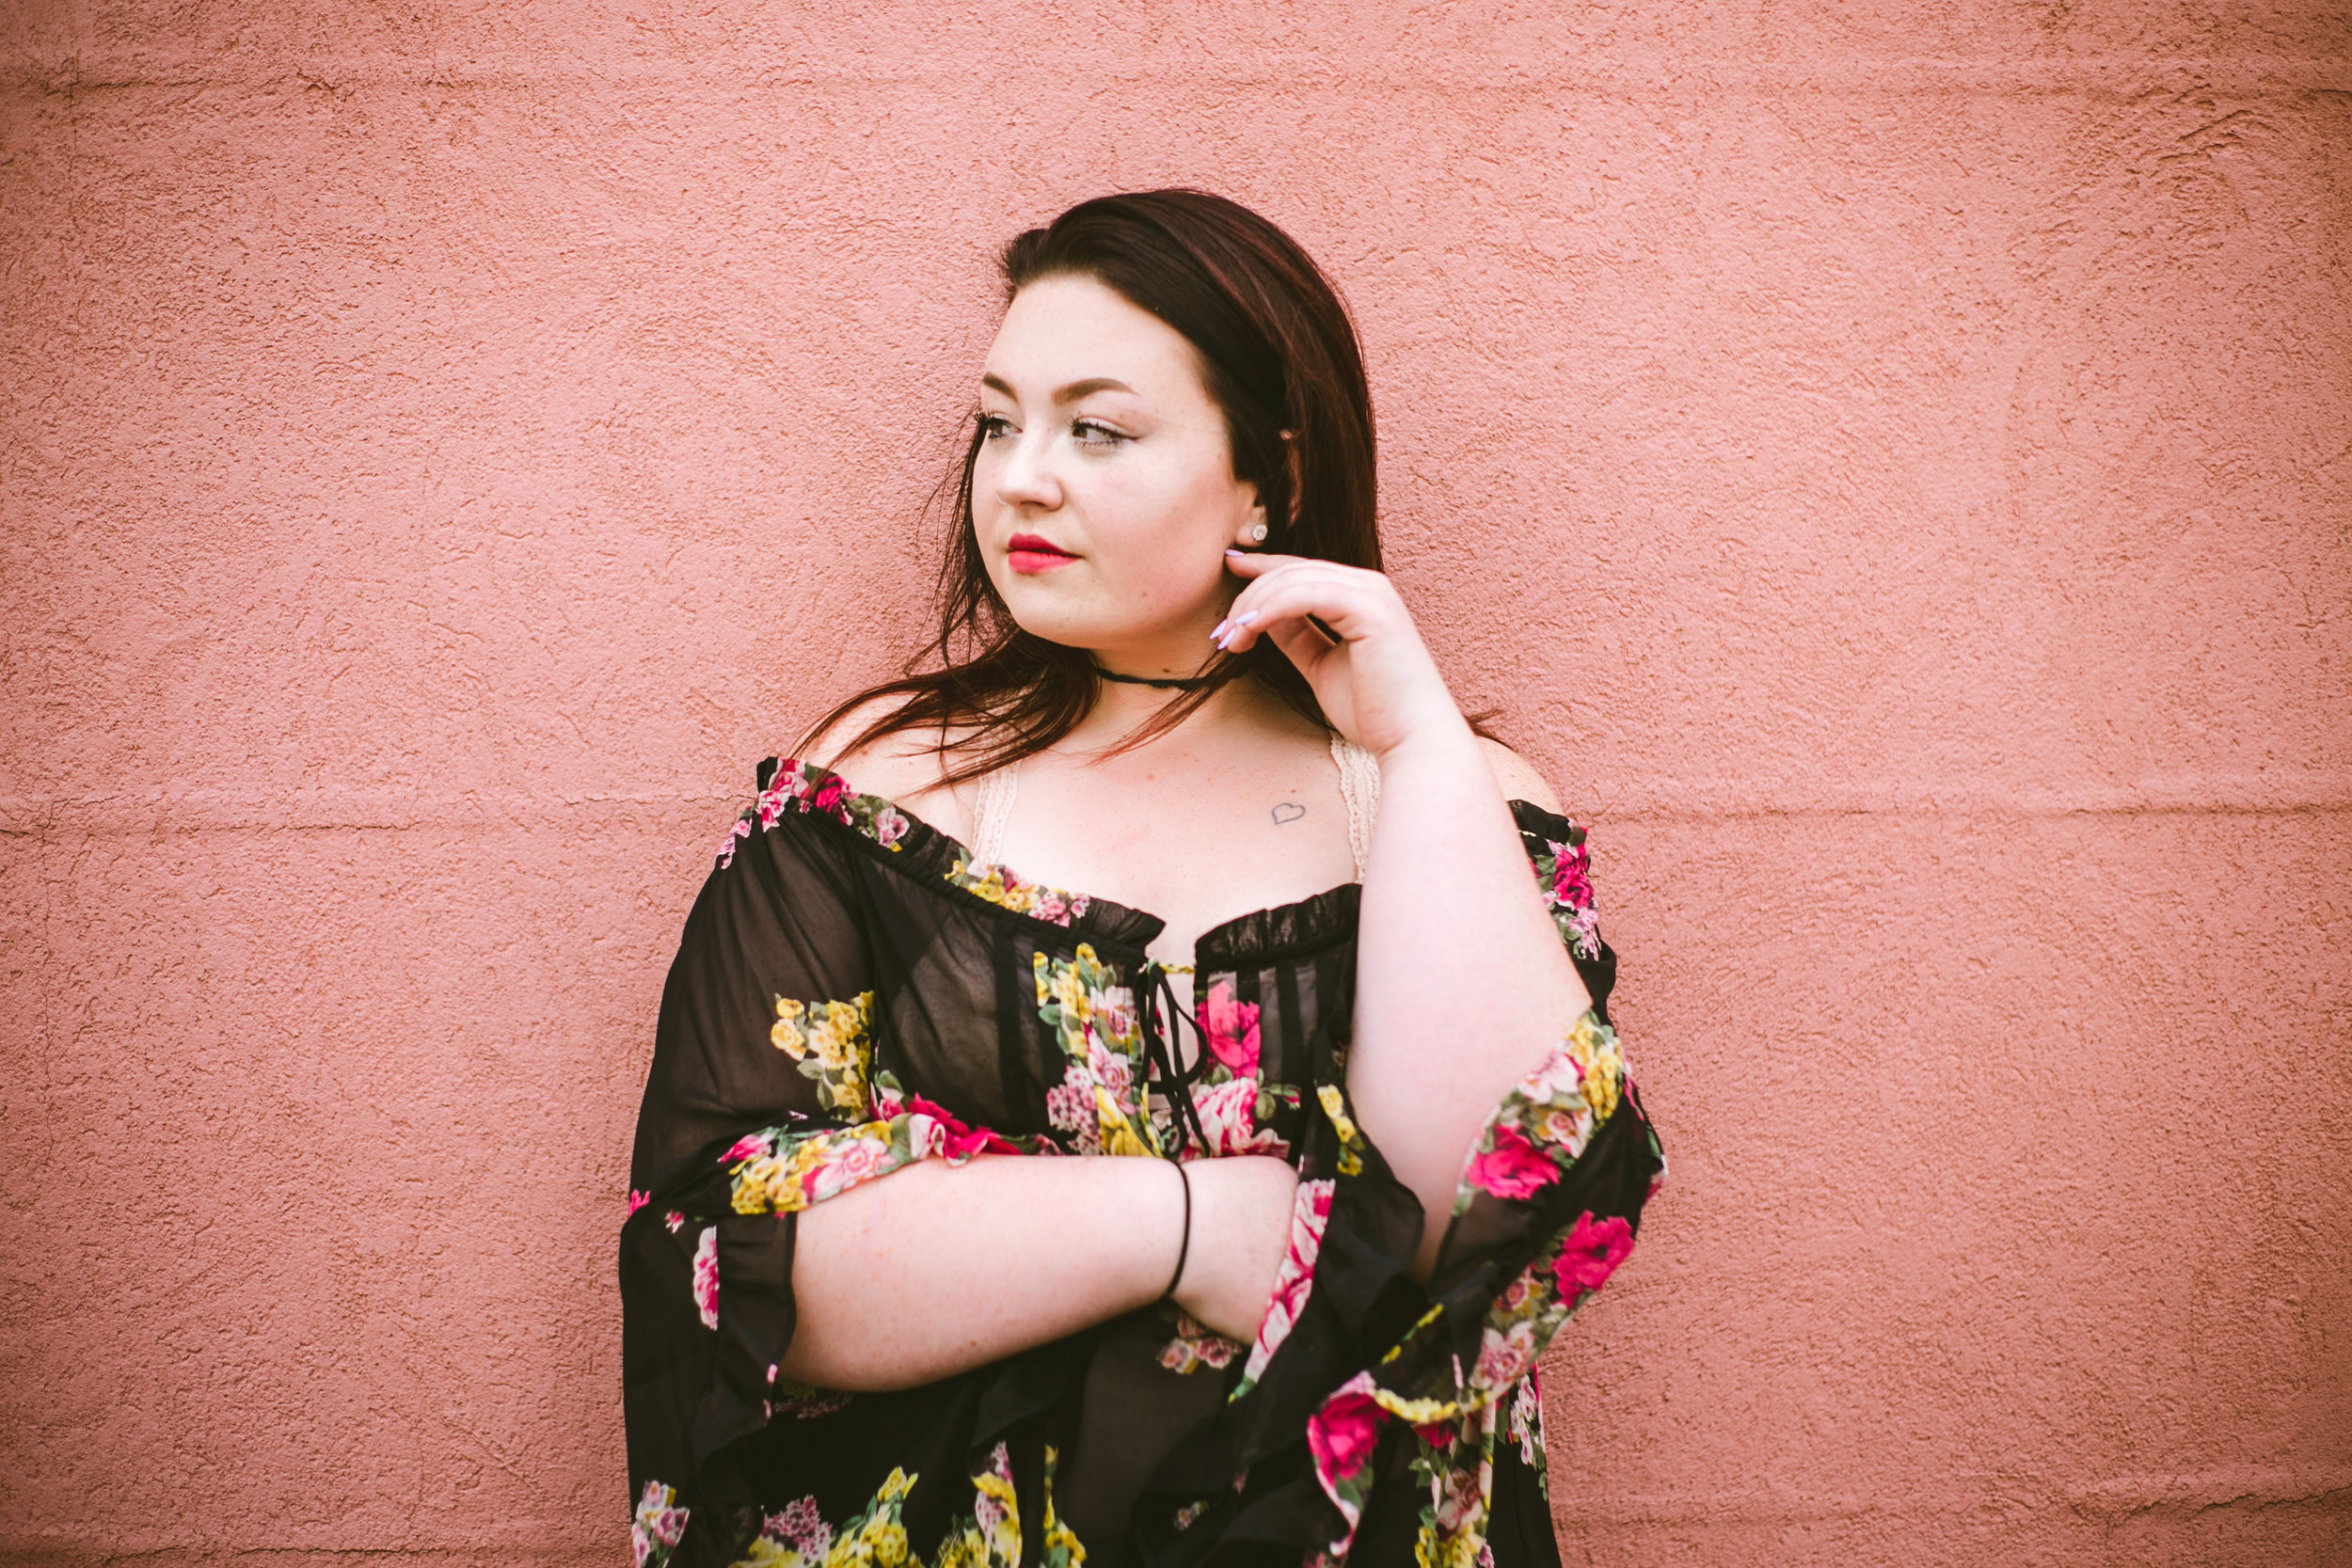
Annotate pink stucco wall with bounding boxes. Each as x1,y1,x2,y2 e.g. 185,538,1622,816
4,2,2348,1563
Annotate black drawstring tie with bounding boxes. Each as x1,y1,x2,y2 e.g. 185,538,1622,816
1141,960,1211,1159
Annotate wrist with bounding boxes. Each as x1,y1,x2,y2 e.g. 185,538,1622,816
1160,1161,1193,1301
1371,712,1482,773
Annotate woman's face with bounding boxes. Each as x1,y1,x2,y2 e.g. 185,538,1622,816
973,274,1264,662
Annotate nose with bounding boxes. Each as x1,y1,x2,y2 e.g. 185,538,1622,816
990,426,1062,512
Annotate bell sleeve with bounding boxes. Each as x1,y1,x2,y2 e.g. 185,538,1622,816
620,759,1021,1568
1145,802,1665,1568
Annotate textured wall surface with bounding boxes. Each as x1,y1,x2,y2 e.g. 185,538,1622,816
3,1,2348,1563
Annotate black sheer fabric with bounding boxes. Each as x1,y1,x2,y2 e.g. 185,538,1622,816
622,759,1663,1568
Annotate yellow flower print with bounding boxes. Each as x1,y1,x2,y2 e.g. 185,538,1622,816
1368,1387,1462,1426
1318,1085,1366,1177
771,991,876,1119
818,1468,916,1568
1565,1015,1622,1121
932,1534,986,1568
1415,1528,1485,1568
1096,1085,1152,1159
1040,1445,1087,1568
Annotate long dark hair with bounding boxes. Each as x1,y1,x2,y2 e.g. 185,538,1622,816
803,189,1380,785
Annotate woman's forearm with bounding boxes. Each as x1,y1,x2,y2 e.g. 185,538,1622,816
777,1151,1295,1390
1349,721,1592,1271
780,1154,1182,1390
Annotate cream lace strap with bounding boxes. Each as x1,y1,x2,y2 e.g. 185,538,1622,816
968,759,1021,865
1328,735,1381,882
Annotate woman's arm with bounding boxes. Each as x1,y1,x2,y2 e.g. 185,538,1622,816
782,1152,1298,1391
1352,729,1590,1271
1213,555,1593,1272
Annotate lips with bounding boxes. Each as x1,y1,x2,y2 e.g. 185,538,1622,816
1007,533,1078,575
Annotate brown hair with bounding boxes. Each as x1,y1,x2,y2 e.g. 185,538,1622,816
802,189,1380,784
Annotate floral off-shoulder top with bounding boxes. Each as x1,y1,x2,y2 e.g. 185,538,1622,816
623,756,1663,1568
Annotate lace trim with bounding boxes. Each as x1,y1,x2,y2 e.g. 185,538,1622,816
1328,736,1380,881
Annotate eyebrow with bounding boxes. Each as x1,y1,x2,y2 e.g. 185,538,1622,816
980,373,1137,405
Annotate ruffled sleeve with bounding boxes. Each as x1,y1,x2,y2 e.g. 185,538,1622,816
1137,802,1664,1568
620,759,1022,1568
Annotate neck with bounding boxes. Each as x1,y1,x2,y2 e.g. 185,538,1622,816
1094,663,1214,691
1070,662,1259,746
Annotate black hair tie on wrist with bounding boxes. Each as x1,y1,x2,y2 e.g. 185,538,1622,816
1162,1161,1193,1301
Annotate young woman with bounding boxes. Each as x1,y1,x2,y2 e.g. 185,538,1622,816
622,191,1662,1568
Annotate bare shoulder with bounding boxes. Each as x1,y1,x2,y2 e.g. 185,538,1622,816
799,696,951,801
1475,736,1564,815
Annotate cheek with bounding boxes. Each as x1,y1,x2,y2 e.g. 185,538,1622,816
969,448,1005,511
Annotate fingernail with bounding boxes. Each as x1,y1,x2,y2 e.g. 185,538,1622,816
1225,548,1245,557
1211,620,1230,641
1232,611,1257,626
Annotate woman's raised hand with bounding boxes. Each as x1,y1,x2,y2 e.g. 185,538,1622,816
1168,1153,1300,1342
1213,553,1466,760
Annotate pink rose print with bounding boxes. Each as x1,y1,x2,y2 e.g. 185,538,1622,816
1433,1455,1486,1531
1098,992,1138,1040
717,817,752,868
904,1111,949,1160
663,1211,686,1232
626,1189,650,1217
1200,981,1262,1076
1518,1049,1584,1104
632,1481,690,1566
1464,1123,1560,1200
1307,1372,1387,1505
873,806,909,847
1045,1064,1100,1147
975,1442,1015,1537
691,1227,720,1331
1569,905,1601,957
1191,1076,1282,1157
1473,1320,1537,1389
765,1497,832,1556
1242,1179,1335,1384
905,1094,1018,1161
1087,1039,1136,1104
807,1135,889,1204
1553,1210,1635,1297
723,1132,777,1165
806,776,850,822
1536,1107,1588,1148
1548,838,1593,909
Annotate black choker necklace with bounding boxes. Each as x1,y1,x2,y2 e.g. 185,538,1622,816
1094,667,1214,691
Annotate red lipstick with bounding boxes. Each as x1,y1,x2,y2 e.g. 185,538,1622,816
1007,533,1079,575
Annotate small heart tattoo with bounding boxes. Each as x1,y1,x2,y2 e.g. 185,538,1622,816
1270,801,1307,826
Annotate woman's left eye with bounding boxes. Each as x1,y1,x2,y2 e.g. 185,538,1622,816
1072,420,1128,449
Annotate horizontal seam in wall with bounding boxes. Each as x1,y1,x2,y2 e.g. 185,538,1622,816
6,59,2351,97
5,799,2351,835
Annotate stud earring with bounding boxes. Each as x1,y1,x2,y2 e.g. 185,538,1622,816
1248,521,1269,544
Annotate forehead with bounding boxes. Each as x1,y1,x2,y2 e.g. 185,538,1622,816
984,275,1211,404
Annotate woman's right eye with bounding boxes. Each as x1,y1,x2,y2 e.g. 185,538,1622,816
977,413,1015,440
